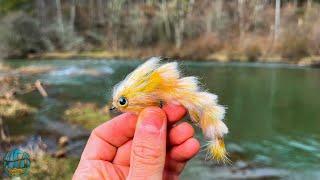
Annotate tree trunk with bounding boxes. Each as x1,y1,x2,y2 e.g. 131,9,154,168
96,0,105,24
36,0,46,25
89,0,95,25
215,0,223,28
206,1,214,33
70,0,76,32
175,20,185,48
238,0,245,42
56,0,64,33
160,0,171,41
274,0,281,41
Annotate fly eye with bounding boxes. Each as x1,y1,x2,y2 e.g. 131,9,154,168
118,96,128,106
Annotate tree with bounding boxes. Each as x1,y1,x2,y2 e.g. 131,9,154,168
238,0,245,42
274,0,281,41
55,0,64,33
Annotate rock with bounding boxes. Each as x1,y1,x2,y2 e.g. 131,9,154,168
227,168,288,179
58,136,69,147
298,56,320,68
233,160,250,170
54,149,67,158
228,143,245,154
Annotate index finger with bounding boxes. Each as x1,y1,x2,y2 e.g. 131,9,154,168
93,112,138,147
81,112,138,161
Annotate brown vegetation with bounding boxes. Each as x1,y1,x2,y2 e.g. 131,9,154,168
0,1,319,65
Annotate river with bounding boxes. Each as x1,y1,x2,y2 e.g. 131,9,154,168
2,59,320,179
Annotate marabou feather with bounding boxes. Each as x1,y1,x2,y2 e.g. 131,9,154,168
111,57,229,162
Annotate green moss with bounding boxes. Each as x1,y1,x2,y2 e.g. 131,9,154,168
63,102,110,130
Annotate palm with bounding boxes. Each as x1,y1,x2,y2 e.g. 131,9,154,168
74,103,199,180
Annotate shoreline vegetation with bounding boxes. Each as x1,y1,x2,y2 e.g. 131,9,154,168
1,1,320,68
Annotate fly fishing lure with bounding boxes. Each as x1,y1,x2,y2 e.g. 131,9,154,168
110,57,229,162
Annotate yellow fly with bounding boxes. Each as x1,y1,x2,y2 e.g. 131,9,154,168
111,57,229,162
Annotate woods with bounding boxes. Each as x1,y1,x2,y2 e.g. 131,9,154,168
0,0,320,62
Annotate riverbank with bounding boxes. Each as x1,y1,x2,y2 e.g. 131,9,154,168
25,50,320,68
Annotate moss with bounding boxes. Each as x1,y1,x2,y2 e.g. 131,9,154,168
63,102,110,130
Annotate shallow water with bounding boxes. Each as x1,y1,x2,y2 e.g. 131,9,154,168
2,59,320,179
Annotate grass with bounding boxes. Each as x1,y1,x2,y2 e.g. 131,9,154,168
24,155,79,179
63,102,110,130
0,98,36,119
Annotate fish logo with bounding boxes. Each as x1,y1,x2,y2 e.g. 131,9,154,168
2,148,31,177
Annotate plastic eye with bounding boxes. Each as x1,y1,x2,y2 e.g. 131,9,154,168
118,96,128,106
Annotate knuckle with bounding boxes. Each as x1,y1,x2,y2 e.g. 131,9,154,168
133,143,162,164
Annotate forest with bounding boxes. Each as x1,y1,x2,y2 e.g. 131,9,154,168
1,1,320,179
0,0,319,65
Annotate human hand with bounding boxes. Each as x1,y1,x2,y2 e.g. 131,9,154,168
73,102,200,180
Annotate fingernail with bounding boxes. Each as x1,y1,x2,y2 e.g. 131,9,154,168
138,108,165,132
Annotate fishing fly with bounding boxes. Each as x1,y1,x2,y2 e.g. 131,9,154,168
110,57,229,162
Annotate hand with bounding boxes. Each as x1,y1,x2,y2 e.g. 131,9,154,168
73,102,200,180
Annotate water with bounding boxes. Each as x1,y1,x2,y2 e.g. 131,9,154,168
2,59,320,179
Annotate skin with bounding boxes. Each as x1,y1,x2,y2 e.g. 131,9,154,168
73,102,200,180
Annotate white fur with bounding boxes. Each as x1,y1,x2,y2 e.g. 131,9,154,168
204,121,228,139
157,62,180,79
179,76,199,91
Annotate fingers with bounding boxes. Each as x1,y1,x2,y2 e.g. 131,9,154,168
113,140,132,166
81,112,137,161
164,138,200,176
165,122,199,176
81,132,117,161
113,108,192,167
93,112,138,147
162,102,187,124
73,160,128,180
169,122,194,145
128,107,167,179
169,138,200,162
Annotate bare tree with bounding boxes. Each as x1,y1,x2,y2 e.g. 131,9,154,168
36,0,46,25
274,0,281,41
70,0,76,32
160,0,172,41
215,0,223,28
97,0,105,24
205,1,214,33
173,0,194,49
56,0,64,33
238,0,245,42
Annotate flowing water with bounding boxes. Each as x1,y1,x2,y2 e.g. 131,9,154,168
2,59,320,179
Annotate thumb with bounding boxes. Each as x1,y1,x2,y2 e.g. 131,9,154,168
128,107,167,180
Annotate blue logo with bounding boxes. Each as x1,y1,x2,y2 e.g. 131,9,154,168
3,148,31,177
